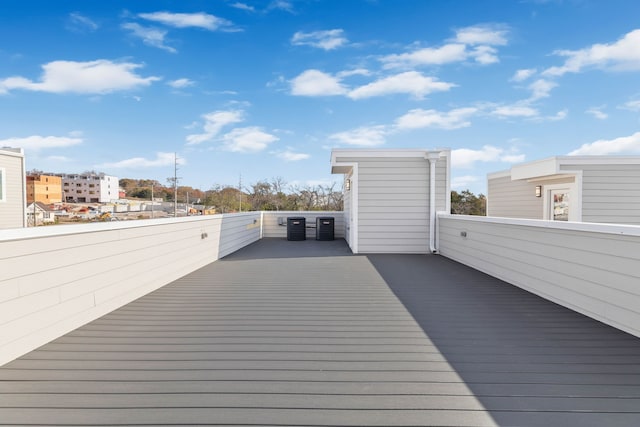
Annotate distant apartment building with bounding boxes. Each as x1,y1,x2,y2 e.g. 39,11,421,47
0,147,27,229
26,174,63,204
58,173,119,203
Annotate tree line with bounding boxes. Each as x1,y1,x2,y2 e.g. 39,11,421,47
119,177,344,212
121,178,485,215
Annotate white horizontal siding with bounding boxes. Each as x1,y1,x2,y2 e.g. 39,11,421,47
568,164,640,225
487,175,543,219
437,214,640,338
358,157,429,254
0,153,25,230
0,213,260,366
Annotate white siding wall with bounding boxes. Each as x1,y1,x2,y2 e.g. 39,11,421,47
435,156,448,213
0,213,261,366
261,211,345,239
487,175,544,219
0,151,25,230
438,214,640,338
336,156,445,254
562,164,640,225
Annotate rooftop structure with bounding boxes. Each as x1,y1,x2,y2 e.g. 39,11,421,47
487,156,640,224
331,148,450,254
0,147,26,229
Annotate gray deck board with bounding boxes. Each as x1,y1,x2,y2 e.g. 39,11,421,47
2,238,640,426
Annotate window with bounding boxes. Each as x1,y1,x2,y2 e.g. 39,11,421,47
0,167,5,202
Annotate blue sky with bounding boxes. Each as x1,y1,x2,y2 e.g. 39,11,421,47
2,0,640,194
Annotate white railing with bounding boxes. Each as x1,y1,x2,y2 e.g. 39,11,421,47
8,209,637,365
0,213,261,366
437,214,640,338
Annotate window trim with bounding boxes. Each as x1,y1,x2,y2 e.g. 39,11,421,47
0,167,5,202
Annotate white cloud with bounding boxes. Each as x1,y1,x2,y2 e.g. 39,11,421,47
67,12,98,32
380,43,467,68
451,175,480,190
491,104,539,118
269,1,294,12
230,2,255,12
621,100,640,111
528,78,557,100
168,78,195,89
545,109,568,121
348,71,455,100
337,68,371,78
138,11,235,31
220,127,278,152
0,59,160,95
122,22,176,53
501,154,526,163
329,125,387,147
470,45,499,64
395,107,478,130
569,131,640,155
586,107,608,120
544,29,640,76
277,150,310,161
186,110,244,145
381,24,509,69
291,29,347,50
97,152,183,168
290,69,346,96
511,68,537,82
453,24,508,46
452,145,523,168
0,135,82,151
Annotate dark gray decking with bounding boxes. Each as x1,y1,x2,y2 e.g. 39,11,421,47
1,238,640,426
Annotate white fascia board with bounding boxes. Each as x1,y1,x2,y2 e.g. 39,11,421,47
0,147,25,158
487,169,511,180
506,155,640,181
510,157,560,180
331,148,448,165
557,155,640,166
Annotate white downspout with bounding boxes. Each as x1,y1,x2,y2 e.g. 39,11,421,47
426,153,440,253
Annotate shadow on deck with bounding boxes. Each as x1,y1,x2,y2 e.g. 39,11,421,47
1,238,639,426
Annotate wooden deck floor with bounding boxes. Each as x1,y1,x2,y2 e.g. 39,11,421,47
1,238,640,426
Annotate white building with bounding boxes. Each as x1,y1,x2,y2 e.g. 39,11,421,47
58,173,119,203
487,156,640,225
0,147,27,229
331,148,451,254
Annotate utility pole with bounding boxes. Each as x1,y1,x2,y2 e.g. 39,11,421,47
150,185,154,219
166,153,181,217
238,173,242,213
174,153,178,217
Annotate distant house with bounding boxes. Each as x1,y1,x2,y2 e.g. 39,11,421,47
26,174,63,204
0,147,27,229
487,156,640,225
26,202,58,225
331,148,451,254
57,172,119,203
